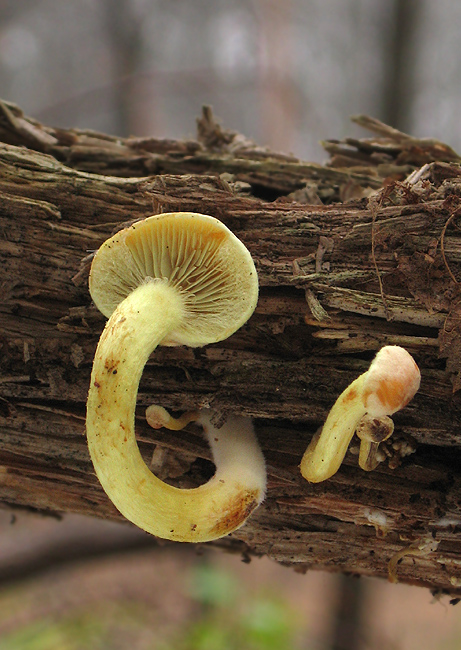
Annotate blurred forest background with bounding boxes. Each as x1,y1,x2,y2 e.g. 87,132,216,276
1,1,461,649
3,0,461,159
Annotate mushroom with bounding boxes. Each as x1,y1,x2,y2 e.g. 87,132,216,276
86,212,264,542
300,345,421,483
355,415,394,471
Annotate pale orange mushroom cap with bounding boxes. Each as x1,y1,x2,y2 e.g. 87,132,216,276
362,346,421,418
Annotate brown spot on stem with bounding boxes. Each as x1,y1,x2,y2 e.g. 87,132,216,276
343,387,358,403
210,488,260,537
104,359,119,374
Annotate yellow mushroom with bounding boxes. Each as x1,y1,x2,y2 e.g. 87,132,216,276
86,212,263,542
300,346,421,483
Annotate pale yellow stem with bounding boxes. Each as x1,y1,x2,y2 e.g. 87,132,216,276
300,375,367,483
146,405,200,430
86,281,264,542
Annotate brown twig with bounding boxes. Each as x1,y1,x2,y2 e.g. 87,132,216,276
368,194,392,319
440,211,461,286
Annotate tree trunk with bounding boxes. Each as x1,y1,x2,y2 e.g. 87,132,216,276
1,100,461,596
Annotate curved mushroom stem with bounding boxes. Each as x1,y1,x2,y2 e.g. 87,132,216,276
146,405,200,430
300,374,368,483
87,280,265,542
356,415,394,472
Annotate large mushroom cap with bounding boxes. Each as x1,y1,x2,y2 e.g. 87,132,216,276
89,212,259,347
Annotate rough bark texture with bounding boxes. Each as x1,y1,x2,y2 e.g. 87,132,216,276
2,100,461,596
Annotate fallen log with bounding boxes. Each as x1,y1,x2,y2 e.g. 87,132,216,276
1,100,461,595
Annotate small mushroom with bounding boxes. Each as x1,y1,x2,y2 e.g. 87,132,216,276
355,415,395,472
86,212,263,542
300,345,421,483
146,404,266,526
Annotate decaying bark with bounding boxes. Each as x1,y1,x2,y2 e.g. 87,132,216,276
2,99,461,596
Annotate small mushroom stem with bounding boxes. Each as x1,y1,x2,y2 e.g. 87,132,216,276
300,374,368,483
358,440,381,472
87,280,265,542
146,405,200,430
